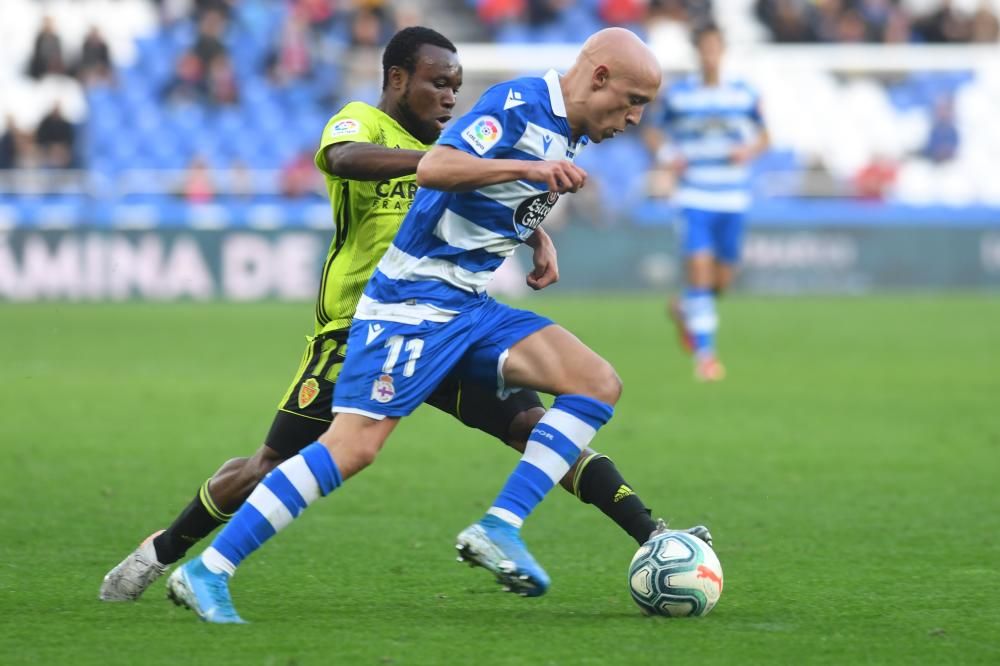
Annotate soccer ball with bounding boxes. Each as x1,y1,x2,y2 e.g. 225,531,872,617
628,531,724,617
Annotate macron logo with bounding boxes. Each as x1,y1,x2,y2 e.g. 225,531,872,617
504,89,525,111
542,135,553,154
366,323,385,345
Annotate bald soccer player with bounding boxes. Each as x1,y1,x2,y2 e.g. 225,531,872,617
165,28,711,624
100,27,704,606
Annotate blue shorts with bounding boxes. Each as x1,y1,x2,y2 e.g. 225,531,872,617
332,298,552,419
680,207,746,264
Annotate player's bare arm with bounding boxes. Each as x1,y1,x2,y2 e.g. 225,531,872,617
323,142,425,181
525,227,559,290
417,145,587,193
730,110,770,164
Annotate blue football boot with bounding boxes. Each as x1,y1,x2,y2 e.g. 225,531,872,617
455,515,550,597
166,556,246,624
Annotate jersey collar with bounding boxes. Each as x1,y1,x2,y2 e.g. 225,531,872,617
543,69,566,118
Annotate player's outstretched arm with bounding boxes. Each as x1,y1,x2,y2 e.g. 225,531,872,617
323,142,426,181
417,145,587,194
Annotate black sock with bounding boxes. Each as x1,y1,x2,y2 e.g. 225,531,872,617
574,454,656,545
152,479,231,565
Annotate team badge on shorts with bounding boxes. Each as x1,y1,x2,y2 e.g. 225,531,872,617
298,377,320,409
371,374,395,403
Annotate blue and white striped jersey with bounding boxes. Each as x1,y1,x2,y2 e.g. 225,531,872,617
663,74,763,212
356,69,586,325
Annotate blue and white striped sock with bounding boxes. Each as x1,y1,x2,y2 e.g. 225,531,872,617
488,394,614,529
201,442,341,576
683,286,718,357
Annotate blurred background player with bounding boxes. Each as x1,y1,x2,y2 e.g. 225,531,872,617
656,22,769,381
100,26,693,604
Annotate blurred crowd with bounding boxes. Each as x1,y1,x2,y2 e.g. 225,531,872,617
1,17,112,169
158,0,405,108
474,0,999,44
1,0,411,202
755,0,1000,44
0,106,77,170
0,0,995,211
156,0,410,201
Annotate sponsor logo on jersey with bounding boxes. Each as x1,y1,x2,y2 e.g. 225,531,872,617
298,377,320,409
513,191,559,239
328,118,361,138
461,116,502,155
371,179,418,212
371,374,395,403
374,180,418,199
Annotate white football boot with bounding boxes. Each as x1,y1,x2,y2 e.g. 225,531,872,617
99,530,168,601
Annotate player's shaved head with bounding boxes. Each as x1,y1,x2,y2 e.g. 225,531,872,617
577,27,661,91
561,28,661,143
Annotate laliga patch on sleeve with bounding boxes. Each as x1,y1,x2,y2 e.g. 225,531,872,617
327,118,361,138
461,116,503,155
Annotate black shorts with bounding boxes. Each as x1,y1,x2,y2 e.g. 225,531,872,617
264,329,544,459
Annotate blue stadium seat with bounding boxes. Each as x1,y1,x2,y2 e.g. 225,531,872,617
88,104,123,139
119,65,159,98
229,137,264,163
753,149,799,174
280,83,316,111
228,35,263,79
86,85,117,108
170,105,209,133
235,0,288,44
166,21,196,50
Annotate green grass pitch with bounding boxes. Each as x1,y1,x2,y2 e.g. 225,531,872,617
1,295,998,665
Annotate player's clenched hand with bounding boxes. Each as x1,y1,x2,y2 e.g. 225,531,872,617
729,144,756,165
527,160,588,193
526,231,559,290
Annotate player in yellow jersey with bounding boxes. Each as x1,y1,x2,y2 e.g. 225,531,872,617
100,27,707,602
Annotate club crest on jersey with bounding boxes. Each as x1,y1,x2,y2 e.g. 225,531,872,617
371,374,395,403
298,377,320,409
513,191,560,239
461,116,502,155
328,119,361,138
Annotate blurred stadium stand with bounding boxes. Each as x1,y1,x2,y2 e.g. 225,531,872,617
1,0,999,228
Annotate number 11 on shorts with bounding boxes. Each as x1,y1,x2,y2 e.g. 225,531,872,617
382,335,424,377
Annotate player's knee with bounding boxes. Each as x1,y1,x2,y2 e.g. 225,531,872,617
579,361,623,405
318,430,385,474
253,451,283,479
599,368,624,405
352,438,383,469
231,450,281,492
508,406,545,448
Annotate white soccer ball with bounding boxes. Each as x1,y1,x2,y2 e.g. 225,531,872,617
628,531,724,617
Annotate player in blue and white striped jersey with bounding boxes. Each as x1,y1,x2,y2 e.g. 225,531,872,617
165,28,695,623
659,22,769,381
